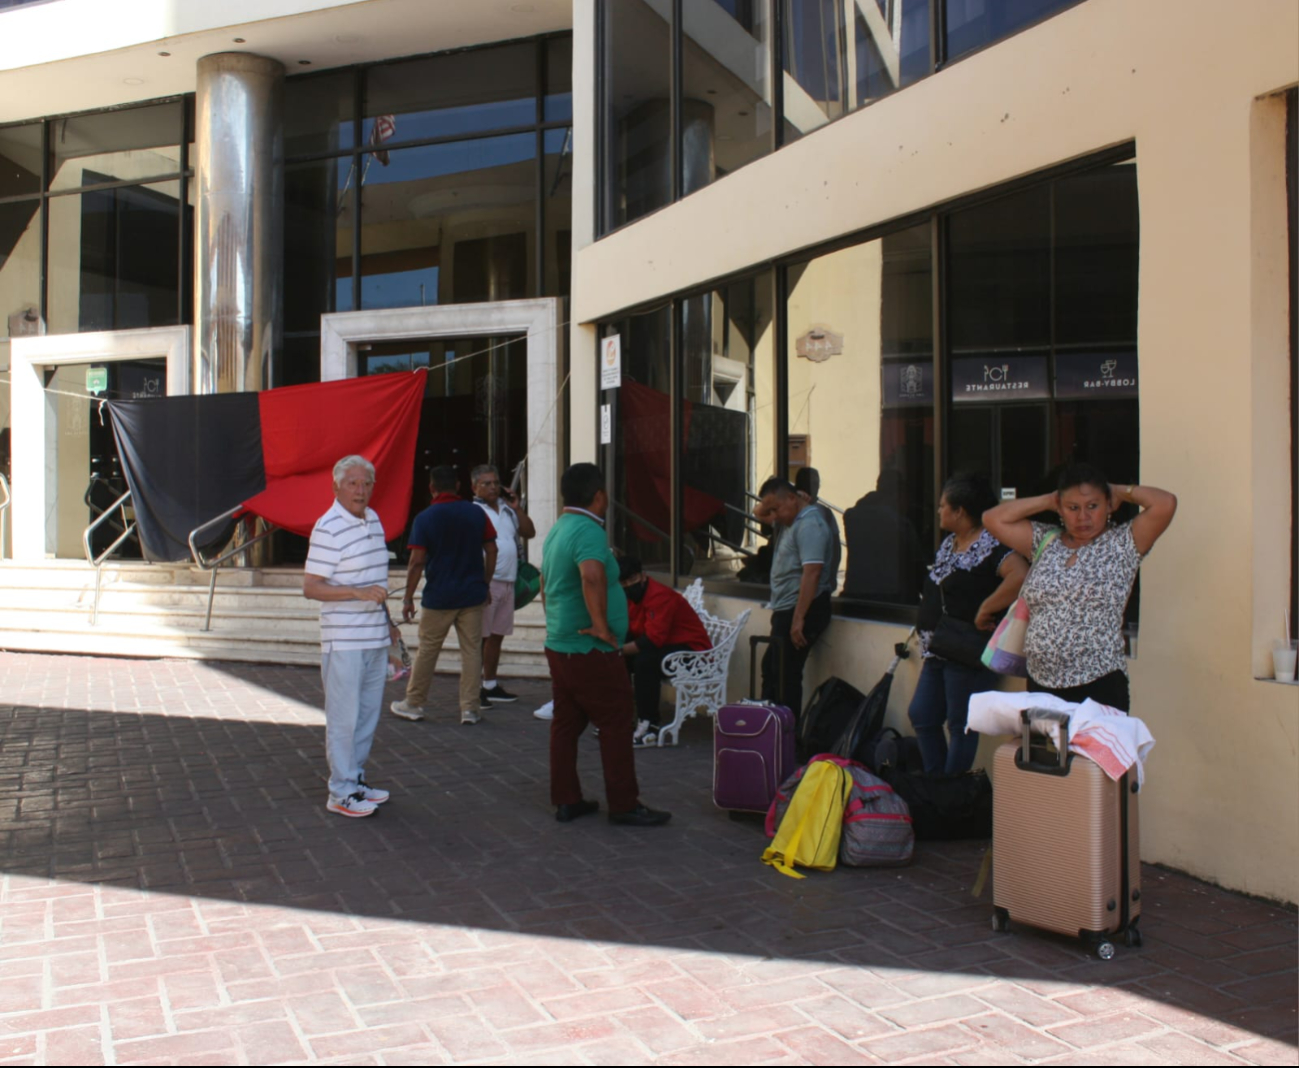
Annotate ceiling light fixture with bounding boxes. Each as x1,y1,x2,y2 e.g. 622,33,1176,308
298,59,312,65
233,37,246,43
123,77,145,85
157,51,171,57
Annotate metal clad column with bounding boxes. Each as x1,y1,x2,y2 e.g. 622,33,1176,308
194,53,284,394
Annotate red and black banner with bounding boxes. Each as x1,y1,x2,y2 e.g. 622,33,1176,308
108,371,426,562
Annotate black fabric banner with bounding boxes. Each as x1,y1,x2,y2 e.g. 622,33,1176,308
108,394,265,563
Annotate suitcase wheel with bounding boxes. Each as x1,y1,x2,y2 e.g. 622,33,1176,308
991,908,1009,933
1124,926,1142,948
1095,940,1117,961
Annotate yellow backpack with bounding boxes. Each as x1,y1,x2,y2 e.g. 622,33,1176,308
761,760,853,879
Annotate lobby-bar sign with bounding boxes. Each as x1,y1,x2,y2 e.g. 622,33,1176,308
1054,352,1139,399
951,356,1049,402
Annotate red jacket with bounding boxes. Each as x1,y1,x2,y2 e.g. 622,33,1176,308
627,579,712,651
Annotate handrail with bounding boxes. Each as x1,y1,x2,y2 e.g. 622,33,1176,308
0,472,10,559
82,488,135,625
189,506,280,631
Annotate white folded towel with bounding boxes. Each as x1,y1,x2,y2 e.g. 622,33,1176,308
967,691,1155,787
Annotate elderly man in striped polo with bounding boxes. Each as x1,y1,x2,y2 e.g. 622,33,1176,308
303,455,397,818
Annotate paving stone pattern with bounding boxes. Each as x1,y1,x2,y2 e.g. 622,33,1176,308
0,651,1294,1066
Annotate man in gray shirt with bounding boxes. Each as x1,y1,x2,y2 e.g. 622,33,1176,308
755,476,836,717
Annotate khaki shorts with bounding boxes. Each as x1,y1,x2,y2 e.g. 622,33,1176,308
482,579,516,637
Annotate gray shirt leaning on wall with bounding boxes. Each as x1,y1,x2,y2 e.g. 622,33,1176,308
769,505,837,611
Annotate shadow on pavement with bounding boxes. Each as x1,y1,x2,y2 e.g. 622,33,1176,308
0,655,1294,1049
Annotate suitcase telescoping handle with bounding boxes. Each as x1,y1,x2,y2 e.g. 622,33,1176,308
1016,708,1072,775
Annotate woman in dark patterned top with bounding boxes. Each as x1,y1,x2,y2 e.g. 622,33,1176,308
909,474,1028,774
983,464,1177,712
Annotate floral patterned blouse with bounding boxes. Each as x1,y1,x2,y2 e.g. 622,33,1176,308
1022,521,1143,687
918,529,1012,659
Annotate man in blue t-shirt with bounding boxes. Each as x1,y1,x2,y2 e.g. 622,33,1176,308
391,466,497,725
755,475,836,718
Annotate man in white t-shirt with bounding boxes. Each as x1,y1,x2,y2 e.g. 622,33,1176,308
303,455,397,819
471,464,536,707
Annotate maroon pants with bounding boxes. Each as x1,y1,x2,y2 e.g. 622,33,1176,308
545,648,640,813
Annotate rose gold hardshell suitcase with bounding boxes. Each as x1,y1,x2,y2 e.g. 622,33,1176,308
991,709,1141,960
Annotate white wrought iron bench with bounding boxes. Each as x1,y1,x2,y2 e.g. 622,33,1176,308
656,579,751,747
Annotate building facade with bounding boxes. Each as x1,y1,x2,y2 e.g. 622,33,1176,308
0,0,1296,902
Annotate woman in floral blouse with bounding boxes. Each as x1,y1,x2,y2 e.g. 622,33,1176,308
909,474,1028,774
983,464,1177,712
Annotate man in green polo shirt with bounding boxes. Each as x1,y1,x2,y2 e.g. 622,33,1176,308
541,463,670,828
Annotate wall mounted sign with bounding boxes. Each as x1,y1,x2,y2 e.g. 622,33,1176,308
951,356,1049,402
600,403,611,444
600,334,622,390
795,324,844,363
85,366,108,395
1054,351,1139,400
881,359,933,408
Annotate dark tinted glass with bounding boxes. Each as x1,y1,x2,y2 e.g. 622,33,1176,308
285,159,352,330
47,179,181,333
358,135,536,310
608,307,673,573
285,70,355,157
0,199,41,338
543,127,573,297
50,102,183,191
364,42,536,144
781,0,845,141
681,0,773,187
602,0,672,231
545,36,573,122
947,184,1051,354
1054,162,1139,347
945,0,1078,61
0,124,41,197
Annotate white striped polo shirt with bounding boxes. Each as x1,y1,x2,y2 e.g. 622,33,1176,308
305,499,391,652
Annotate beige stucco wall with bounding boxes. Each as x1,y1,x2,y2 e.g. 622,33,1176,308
570,0,1299,902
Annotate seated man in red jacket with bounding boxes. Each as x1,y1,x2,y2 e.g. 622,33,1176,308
618,556,713,747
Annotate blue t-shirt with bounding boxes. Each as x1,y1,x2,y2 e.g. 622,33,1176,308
408,494,495,610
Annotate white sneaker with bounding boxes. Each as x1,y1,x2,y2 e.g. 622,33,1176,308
390,700,424,721
461,709,482,725
327,793,378,818
533,701,554,721
356,780,390,804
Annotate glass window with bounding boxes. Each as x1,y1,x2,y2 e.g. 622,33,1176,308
601,0,672,231
945,0,1079,63
607,307,673,575
49,102,183,191
543,127,573,298
681,0,773,187
780,0,846,141
0,124,42,198
47,179,182,334
786,225,934,605
364,42,537,145
545,36,573,123
357,134,536,310
285,159,353,329
679,271,776,586
0,199,42,336
285,70,356,157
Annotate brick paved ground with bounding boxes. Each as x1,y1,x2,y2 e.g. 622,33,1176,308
0,651,1294,1066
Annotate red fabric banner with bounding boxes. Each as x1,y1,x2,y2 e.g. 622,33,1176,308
245,370,426,539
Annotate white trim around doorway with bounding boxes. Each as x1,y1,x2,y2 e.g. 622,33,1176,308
9,326,190,561
320,299,563,549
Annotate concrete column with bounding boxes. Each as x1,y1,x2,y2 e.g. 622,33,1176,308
194,52,284,395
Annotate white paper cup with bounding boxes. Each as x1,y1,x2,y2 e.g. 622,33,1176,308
1273,640,1299,683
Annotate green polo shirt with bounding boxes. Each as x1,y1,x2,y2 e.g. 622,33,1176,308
541,510,628,654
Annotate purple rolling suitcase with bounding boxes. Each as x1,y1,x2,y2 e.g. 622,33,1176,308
713,636,797,813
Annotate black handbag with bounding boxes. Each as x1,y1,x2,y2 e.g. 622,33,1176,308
926,585,990,670
879,766,993,841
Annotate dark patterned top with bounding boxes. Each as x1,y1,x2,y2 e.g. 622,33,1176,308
1022,521,1143,687
918,529,1013,659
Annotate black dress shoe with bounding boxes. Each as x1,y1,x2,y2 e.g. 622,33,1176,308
608,804,672,827
555,799,599,823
